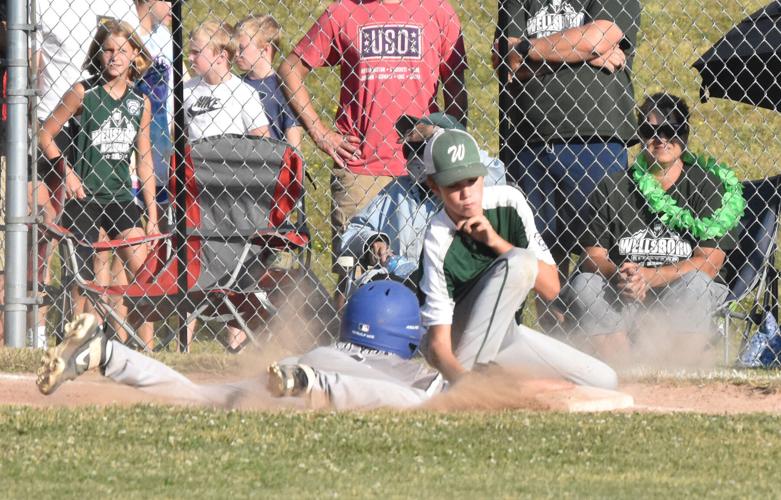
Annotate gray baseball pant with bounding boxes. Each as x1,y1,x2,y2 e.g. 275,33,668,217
560,271,729,336
444,248,618,389
279,344,436,409
104,341,435,409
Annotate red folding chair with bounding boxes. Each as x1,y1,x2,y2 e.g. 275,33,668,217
45,135,326,351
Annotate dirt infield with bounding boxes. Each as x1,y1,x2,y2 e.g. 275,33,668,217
3,371,781,413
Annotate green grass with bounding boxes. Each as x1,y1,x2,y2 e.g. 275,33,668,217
2,406,781,498
0,344,243,375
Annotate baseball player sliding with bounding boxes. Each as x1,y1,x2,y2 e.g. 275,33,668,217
36,281,442,410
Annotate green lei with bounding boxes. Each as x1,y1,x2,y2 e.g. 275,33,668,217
631,151,745,240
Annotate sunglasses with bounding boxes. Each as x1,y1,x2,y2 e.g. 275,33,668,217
638,121,688,141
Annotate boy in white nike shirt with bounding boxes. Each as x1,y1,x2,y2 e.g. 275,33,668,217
183,19,270,347
184,19,269,140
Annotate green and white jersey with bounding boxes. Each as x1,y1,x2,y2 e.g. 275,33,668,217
419,185,554,326
74,79,145,204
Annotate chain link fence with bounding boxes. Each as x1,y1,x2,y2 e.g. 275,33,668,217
3,0,781,368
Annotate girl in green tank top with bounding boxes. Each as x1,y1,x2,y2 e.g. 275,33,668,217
39,19,158,347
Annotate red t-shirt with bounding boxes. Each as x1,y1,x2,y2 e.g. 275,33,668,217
294,0,467,176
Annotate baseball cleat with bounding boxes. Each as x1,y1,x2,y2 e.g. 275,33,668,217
36,313,107,395
266,363,315,397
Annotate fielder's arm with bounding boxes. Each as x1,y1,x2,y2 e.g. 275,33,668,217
534,260,560,302
425,324,465,382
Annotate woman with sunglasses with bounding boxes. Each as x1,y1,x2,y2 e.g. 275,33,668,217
559,93,745,366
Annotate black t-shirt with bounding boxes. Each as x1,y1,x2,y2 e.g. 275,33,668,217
500,0,641,146
582,155,741,283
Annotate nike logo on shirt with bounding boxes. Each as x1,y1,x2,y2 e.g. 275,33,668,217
187,96,222,117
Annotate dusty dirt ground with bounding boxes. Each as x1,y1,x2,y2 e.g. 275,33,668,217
3,371,781,413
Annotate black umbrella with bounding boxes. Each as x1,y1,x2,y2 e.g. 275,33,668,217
693,0,781,112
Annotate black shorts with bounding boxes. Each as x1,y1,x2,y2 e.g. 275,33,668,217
61,200,144,280
62,199,143,240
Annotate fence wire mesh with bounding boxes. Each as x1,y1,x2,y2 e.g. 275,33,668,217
3,0,781,369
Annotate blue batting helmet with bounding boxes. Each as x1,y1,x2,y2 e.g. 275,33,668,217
340,281,422,359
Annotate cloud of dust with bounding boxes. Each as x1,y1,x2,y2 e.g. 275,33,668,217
225,273,339,410
421,365,575,412
608,313,721,373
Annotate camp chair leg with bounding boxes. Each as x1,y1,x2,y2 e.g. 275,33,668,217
220,295,263,349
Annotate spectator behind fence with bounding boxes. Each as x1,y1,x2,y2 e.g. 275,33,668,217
278,0,468,307
135,0,174,211
495,0,641,273
559,93,744,365
30,0,139,348
235,14,303,150
184,19,270,141
183,19,271,349
338,113,505,286
38,20,158,347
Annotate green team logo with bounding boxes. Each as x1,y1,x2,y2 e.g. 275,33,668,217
91,109,136,161
126,99,142,116
447,143,466,163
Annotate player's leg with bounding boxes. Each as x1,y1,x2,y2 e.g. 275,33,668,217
449,247,538,369
268,346,430,409
494,324,619,390
37,313,112,395
37,313,242,405
268,363,430,410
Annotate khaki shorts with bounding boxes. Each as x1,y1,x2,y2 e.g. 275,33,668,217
330,167,392,272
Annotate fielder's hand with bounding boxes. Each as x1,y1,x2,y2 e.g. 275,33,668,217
457,216,513,256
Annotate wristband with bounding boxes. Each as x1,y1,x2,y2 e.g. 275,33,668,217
514,39,532,57
42,155,65,174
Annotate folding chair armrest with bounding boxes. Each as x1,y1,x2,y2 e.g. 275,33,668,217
41,222,82,243
42,222,170,250
91,233,171,250
42,221,71,239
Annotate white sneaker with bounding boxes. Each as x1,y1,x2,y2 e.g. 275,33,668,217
266,363,315,397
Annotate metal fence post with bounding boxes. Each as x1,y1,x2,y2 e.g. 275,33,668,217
3,0,30,347
172,0,189,352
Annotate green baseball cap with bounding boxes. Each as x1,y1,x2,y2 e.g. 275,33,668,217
394,112,466,139
423,129,487,187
